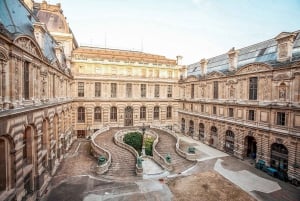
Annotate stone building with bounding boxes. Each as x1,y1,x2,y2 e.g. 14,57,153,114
71,46,182,136
0,0,299,201
180,31,300,184
0,1,75,200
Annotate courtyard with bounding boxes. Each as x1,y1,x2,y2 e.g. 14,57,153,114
41,130,300,201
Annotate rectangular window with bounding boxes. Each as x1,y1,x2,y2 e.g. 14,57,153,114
154,84,160,98
140,107,146,119
126,83,132,98
167,106,172,119
167,85,172,98
213,106,217,115
248,110,255,121
111,83,117,98
213,81,218,99
249,77,258,100
277,112,286,126
78,82,84,97
24,62,30,100
141,84,146,98
201,105,204,113
228,108,234,117
191,84,194,99
95,82,101,97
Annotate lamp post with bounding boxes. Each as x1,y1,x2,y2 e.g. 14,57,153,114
141,123,146,156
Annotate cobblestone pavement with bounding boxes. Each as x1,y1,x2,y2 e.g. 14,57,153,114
42,137,300,201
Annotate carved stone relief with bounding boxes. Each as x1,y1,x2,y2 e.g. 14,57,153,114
263,77,270,100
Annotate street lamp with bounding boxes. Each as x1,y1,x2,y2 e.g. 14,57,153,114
141,123,146,156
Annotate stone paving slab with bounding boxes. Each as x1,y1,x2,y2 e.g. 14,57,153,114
214,158,281,198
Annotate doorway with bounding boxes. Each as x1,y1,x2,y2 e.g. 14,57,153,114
124,106,133,126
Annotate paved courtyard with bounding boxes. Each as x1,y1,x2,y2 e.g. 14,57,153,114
41,136,300,201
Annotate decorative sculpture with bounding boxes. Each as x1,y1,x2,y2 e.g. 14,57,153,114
166,153,171,163
98,155,106,165
137,156,143,168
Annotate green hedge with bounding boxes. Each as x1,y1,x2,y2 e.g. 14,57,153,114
123,132,142,155
144,136,154,156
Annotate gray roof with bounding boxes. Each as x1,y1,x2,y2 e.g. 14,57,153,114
188,30,300,76
0,0,64,65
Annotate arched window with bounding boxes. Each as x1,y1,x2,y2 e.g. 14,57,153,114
153,106,159,119
0,137,14,192
140,106,146,120
181,118,185,133
94,107,101,122
199,123,204,139
77,107,85,123
167,106,172,119
271,143,288,171
189,120,194,136
110,107,117,121
211,126,217,136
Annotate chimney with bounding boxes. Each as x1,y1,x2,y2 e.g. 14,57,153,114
228,47,238,71
275,32,297,62
176,55,183,65
200,58,207,76
33,22,46,51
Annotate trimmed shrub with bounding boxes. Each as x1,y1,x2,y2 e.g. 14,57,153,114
144,136,154,156
123,132,142,155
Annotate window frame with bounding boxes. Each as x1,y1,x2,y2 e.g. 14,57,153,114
95,82,101,97
154,84,160,98
111,83,117,98
77,107,85,123
153,106,160,119
141,84,146,98
78,82,84,97
126,83,132,98
249,77,258,100
94,107,101,122
167,106,172,119
140,106,146,120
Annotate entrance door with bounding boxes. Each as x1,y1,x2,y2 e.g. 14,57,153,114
244,136,257,159
124,106,133,126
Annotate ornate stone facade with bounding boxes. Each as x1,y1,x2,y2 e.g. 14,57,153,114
0,1,300,201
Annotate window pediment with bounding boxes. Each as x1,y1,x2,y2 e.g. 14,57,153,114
236,63,272,75
206,71,225,78
14,35,43,60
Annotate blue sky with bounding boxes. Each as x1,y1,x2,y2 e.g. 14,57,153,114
41,0,300,64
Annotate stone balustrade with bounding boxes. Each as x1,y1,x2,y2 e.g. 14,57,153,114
113,129,143,176
90,126,111,174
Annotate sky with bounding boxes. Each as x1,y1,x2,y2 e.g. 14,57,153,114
38,0,300,64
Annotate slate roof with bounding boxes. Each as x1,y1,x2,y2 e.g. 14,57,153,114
188,30,300,76
0,0,64,65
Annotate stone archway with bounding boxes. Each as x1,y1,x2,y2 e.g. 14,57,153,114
210,126,218,148
199,123,204,142
271,143,288,171
181,118,185,133
189,120,194,137
225,130,234,154
124,106,133,126
244,136,257,159
0,138,6,191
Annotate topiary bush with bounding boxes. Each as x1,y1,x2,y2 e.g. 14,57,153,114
123,132,142,155
144,136,154,156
